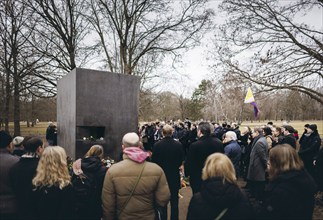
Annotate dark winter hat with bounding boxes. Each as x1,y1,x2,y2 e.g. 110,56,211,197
0,130,13,148
308,124,317,131
304,124,310,128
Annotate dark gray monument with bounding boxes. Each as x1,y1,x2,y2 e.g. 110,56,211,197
57,68,140,160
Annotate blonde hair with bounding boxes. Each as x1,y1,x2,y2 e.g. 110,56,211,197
202,153,237,184
162,124,173,137
85,145,104,159
32,146,71,189
268,144,304,180
122,132,140,147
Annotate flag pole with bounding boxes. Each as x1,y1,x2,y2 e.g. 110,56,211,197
238,88,245,125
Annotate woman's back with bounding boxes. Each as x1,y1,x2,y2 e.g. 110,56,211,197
259,169,316,220
32,185,76,220
187,177,252,220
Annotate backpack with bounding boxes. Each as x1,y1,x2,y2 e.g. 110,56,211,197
71,172,96,204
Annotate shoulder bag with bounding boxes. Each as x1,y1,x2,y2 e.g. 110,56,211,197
118,162,146,217
215,208,228,220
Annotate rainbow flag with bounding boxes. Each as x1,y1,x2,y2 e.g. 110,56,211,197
244,87,259,117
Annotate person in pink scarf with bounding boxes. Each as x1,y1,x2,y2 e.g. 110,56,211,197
102,132,170,220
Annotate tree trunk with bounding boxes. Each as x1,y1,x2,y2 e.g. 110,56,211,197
4,69,10,132
31,95,35,127
13,75,20,136
13,49,20,136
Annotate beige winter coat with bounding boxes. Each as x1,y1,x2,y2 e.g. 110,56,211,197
102,155,170,220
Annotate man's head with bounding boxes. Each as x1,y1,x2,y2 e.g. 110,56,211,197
251,127,263,138
223,131,237,143
273,127,282,137
307,124,317,134
162,124,173,137
0,130,12,149
184,121,191,129
197,122,211,137
13,136,24,147
282,125,294,136
122,132,140,149
231,123,238,129
24,137,43,154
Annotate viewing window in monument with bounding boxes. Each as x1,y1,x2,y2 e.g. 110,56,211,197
76,126,105,141
76,126,106,159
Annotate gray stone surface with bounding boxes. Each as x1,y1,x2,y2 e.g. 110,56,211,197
57,68,140,160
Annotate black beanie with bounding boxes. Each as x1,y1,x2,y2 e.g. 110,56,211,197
308,124,317,131
0,130,13,148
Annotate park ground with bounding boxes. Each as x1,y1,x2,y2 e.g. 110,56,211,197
6,120,323,138
4,120,323,219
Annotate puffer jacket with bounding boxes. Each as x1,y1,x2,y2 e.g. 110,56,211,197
102,155,170,220
224,140,241,176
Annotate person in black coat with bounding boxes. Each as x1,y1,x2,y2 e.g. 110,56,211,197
31,146,76,220
73,145,108,220
281,125,296,149
46,123,57,146
152,124,185,220
10,137,43,220
187,123,197,148
298,124,321,180
185,122,224,194
187,153,253,220
299,124,310,147
257,144,317,220
314,147,323,203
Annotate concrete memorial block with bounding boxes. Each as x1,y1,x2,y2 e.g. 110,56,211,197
57,68,140,160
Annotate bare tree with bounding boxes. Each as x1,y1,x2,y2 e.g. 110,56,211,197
26,0,93,73
0,0,64,135
0,0,40,135
87,0,213,81
212,0,323,104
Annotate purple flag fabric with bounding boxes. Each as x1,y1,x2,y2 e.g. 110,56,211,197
251,102,259,117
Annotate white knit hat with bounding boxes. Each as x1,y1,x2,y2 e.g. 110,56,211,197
13,136,24,146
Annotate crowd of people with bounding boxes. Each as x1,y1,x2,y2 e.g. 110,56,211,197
0,119,322,220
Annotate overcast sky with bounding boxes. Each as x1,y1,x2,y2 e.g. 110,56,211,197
153,1,323,97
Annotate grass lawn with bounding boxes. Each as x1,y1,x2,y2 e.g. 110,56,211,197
241,120,323,137
3,120,323,138
5,122,49,137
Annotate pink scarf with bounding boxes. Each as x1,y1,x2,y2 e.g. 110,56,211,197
123,147,150,163
72,158,83,175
